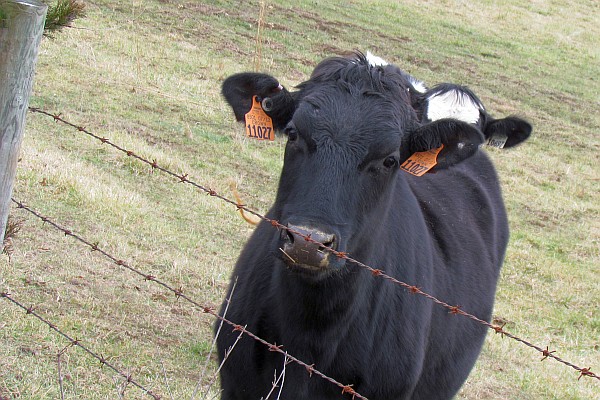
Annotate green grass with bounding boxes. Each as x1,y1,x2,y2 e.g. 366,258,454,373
1,0,598,399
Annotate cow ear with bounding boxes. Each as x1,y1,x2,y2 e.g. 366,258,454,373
402,119,485,171
222,72,296,130
483,116,532,148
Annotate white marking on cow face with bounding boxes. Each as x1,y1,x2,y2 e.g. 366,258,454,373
426,89,483,124
408,76,427,94
366,51,389,66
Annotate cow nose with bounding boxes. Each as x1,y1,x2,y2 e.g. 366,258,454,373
280,223,337,269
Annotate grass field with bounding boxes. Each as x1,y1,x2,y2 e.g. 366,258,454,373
1,0,598,399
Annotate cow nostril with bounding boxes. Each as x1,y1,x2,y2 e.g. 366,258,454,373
286,230,295,245
281,229,295,245
318,236,336,252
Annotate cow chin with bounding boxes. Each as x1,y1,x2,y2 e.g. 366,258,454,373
285,259,348,281
291,255,346,270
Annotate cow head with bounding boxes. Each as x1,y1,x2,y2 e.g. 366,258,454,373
222,54,487,277
419,83,532,148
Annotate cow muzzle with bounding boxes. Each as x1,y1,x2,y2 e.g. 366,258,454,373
279,223,339,270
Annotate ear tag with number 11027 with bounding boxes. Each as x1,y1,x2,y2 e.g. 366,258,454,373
245,96,274,141
400,145,444,176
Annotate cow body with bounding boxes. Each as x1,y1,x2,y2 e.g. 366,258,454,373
216,53,531,400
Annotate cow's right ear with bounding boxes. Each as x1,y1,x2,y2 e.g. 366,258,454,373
222,73,296,130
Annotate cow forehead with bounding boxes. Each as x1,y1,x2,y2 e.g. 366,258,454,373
287,55,417,155
293,88,406,149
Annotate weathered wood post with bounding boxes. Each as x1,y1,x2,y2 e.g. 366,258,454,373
0,0,47,251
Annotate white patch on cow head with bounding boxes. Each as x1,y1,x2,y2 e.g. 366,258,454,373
366,51,389,66
407,76,427,94
426,89,483,124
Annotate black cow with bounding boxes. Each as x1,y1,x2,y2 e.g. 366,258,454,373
216,52,531,400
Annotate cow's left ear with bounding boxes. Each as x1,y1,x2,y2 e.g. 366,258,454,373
483,115,532,148
402,119,485,171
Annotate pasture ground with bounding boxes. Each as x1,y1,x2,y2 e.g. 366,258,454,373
1,0,598,399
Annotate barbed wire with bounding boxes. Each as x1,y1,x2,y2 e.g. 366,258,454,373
9,198,368,400
0,291,161,399
26,107,599,383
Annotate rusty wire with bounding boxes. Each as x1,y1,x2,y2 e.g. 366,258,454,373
26,107,599,383
9,198,368,400
0,291,161,400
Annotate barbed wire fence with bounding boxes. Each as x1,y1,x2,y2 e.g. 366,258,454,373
1,0,596,398
6,197,370,400
1,291,161,400
1,106,595,398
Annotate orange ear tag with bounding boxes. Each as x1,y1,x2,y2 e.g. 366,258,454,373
244,96,274,141
400,145,444,176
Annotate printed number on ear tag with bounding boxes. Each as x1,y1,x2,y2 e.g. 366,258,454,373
400,145,444,177
486,134,508,149
245,96,274,141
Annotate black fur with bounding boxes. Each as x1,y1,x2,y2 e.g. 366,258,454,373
216,53,530,399
222,72,296,130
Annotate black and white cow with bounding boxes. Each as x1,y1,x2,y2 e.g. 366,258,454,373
366,52,532,149
216,52,531,400
416,83,531,148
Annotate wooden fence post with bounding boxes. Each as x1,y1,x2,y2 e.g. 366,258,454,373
0,0,47,251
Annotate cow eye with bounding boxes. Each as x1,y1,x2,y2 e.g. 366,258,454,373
383,156,398,168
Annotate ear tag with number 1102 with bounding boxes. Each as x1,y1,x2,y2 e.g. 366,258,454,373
400,145,444,176
245,96,274,141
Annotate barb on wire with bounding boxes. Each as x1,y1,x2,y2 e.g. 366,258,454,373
0,292,161,399
10,199,369,400
27,107,600,383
